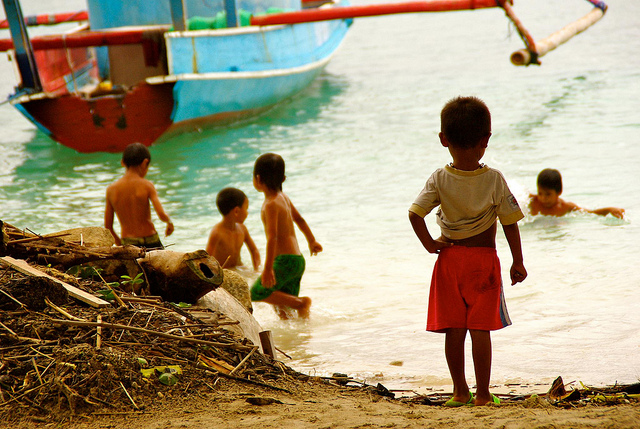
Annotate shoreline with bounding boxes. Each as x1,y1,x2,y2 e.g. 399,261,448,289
10,376,640,429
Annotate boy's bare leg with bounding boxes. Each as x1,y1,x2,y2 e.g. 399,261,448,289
275,305,290,320
263,291,312,319
445,328,471,403
470,329,493,405
297,296,312,319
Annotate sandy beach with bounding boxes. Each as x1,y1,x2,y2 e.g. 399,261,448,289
9,377,640,429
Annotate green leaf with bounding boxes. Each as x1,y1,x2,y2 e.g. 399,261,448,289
158,372,178,386
97,289,115,301
140,368,155,378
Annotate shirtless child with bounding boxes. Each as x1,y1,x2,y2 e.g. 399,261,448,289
105,143,174,249
206,187,260,270
250,153,322,319
529,168,624,218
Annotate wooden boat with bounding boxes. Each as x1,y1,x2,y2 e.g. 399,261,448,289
0,0,607,153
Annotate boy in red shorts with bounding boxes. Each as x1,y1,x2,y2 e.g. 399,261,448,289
409,96,527,406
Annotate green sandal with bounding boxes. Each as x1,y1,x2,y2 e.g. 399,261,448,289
444,394,474,407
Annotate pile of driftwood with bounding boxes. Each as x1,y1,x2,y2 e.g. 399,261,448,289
1,221,145,271
0,221,304,422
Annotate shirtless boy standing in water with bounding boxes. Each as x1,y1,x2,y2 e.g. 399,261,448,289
105,143,174,249
250,153,322,319
206,187,261,270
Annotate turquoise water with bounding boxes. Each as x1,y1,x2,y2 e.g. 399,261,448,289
1,0,639,391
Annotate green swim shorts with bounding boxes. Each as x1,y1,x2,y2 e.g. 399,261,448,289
250,254,306,301
121,232,164,249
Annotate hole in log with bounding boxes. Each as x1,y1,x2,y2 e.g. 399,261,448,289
199,263,214,278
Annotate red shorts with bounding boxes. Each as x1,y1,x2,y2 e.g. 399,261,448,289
426,246,511,332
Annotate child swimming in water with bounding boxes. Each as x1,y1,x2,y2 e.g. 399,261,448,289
529,169,624,218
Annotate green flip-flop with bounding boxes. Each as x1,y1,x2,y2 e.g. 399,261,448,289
444,394,474,407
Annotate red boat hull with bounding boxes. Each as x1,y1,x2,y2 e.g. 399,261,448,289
18,83,175,153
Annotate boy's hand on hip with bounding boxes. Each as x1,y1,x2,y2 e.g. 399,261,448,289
309,241,323,256
427,239,453,254
510,263,527,285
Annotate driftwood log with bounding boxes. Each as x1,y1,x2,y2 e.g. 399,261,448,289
197,287,263,349
220,269,253,313
139,249,223,304
1,223,144,269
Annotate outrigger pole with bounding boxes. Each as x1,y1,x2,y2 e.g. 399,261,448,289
251,0,500,25
0,11,88,29
504,0,608,66
0,0,608,67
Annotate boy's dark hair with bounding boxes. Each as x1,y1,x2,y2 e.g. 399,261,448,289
122,143,151,167
253,153,285,191
537,168,563,193
440,96,491,149
216,187,247,216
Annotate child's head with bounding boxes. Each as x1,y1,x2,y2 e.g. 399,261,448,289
440,96,491,149
216,187,248,218
122,143,151,168
536,168,563,207
537,168,562,193
253,153,285,191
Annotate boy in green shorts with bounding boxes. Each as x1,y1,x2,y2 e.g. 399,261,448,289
250,153,322,319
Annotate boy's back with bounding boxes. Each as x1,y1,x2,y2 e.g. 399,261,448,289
105,142,173,247
261,192,301,257
106,174,157,239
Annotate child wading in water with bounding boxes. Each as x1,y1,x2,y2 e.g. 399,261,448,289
409,96,527,406
529,168,625,218
206,187,261,270
250,153,322,319
105,143,174,249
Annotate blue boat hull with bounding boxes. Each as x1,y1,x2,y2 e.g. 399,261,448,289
158,19,349,125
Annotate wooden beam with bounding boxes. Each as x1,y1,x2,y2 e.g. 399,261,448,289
0,256,111,308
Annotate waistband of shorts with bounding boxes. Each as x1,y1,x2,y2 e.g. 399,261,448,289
440,246,497,256
274,254,305,261
121,233,160,246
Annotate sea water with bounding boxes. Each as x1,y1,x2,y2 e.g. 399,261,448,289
1,0,638,392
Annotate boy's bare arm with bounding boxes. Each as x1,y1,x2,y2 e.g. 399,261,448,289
585,207,625,219
261,201,278,288
148,182,174,236
290,202,322,255
104,193,121,245
409,212,451,254
241,224,261,271
502,222,527,285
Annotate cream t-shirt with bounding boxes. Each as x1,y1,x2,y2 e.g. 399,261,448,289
409,164,524,240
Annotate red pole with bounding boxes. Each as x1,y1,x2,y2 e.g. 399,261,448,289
0,28,152,52
251,0,499,26
0,11,88,29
